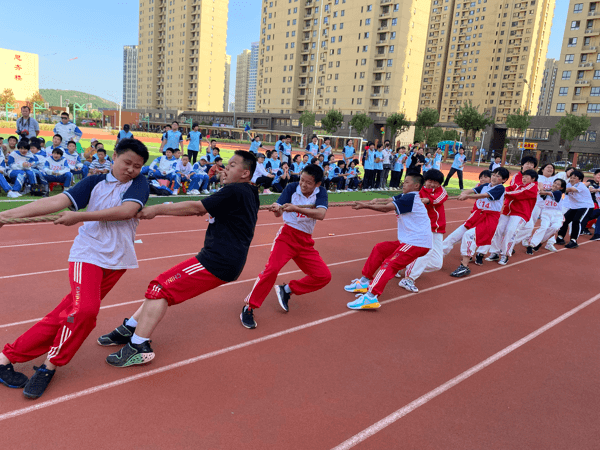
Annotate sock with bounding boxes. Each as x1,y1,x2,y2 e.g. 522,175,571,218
125,317,138,328
131,333,149,345
360,276,370,284
284,284,292,294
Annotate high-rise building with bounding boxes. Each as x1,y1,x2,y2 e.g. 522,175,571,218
550,0,600,116
123,45,138,109
137,0,229,112
255,1,430,119
235,49,251,112
224,54,231,112
537,58,558,116
418,0,555,124
247,42,259,113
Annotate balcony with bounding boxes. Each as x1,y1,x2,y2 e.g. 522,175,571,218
381,0,392,3
372,79,385,85
576,80,591,85
373,66,386,72
376,39,388,44
589,10,600,16
585,29,600,35
578,62,594,69
377,26,389,31
582,45,597,53
572,95,589,103
379,12,390,18
371,93,382,97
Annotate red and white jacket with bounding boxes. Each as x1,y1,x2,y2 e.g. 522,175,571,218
502,181,538,221
419,186,448,234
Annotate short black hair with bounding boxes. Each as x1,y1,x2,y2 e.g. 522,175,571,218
555,179,567,192
96,142,104,148
523,169,538,181
61,112,69,117
324,137,331,141
346,139,353,145
234,150,257,177
285,134,291,139
311,135,318,140
165,148,175,154
538,163,555,176
302,164,324,183
211,139,217,144
406,173,424,189
571,169,585,181
29,138,41,149
213,147,220,152
192,122,199,128
479,170,492,179
53,134,63,142
310,157,318,164
17,141,30,150
115,138,150,163
67,140,76,147
595,169,600,175
181,154,189,159
214,157,223,162
337,160,346,167
424,169,444,184
172,121,179,125
493,167,510,181
293,154,301,162
521,155,538,168
96,148,107,155
376,143,383,149
8,135,18,142
52,148,64,156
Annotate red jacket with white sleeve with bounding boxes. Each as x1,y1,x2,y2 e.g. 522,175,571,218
419,186,448,233
502,181,538,221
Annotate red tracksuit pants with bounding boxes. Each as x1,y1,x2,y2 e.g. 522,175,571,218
362,241,430,296
3,262,125,367
245,225,332,309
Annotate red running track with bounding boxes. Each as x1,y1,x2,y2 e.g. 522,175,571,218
0,202,599,449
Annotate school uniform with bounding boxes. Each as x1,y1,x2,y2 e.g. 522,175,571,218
64,151,89,179
0,156,14,193
290,161,305,182
187,131,202,163
390,154,406,188
3,173,149,367
117,130,134,141
44,157,74,187
373,150,384,188
346,166,360,190
558,181,595,241
7,151,37,191
320,143,332,159
249,140,263,155
363,149,375,189
162,130,183,153
530,191,564,247
343,145,356,164
280,142,292,164
516,174,557,246
432,153,442,170
305,142,319,157
245,183,331,309
265,158,281,174
443,153,466,189
147,155,179,188
271,168,290,193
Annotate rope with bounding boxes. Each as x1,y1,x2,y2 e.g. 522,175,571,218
0,215,60,224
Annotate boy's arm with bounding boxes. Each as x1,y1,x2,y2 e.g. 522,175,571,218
353,199,395,212
0,194,73,226
138,200,207,219
505,183,538,199
54,201,142,226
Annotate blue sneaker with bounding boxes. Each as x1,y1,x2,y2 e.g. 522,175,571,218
344,278,370,293
347,294,381,310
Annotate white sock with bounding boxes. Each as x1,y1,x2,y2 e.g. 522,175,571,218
125,317,138,327
284,284,292,294
131,333,149,345
360,276,370,284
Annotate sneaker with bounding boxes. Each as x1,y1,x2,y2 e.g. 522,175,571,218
485,253,500,262
344,278,370,293
555,237,566,245
565,240,579,249
346,294,381,310
6,191,20,198
474,253,484,266
590,235,600,241
22,364,55,399
275,285,291,312
263,189,272,194
450,264,471,278
97,318,136,346
398,278,419,293
526,246,534,255
187,189,200,195
498,255,509,266
240,305,257,329
394,270,403,279
581,228,592,235
545,243,558,252
0,363,28,388
532,243,542,252
201,189,210,195
106,341,155,368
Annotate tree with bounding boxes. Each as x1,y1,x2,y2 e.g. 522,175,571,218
386,112,411,138
299,110,315,129
426,126,444,146
442,130,460,141
505,108,532,150
321,109,344,134
0,88,17,109
453,100,494,149
26,91,45,106
414,127,426,143
415,108,439,145
349,113,373,136
549,113,591,151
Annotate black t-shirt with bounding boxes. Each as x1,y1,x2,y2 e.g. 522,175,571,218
588,180,599,205
196,182,260,282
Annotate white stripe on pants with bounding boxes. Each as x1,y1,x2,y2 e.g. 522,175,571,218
529,209,564,247
488,215,526,256
405,233,444,281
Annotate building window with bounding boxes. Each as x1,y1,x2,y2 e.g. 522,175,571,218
591,87,600,96
558,87,568,96
572,104,579,113
568,37,577,47
564,54,574,64
587,103,600,113
574,3,583,13
571,21,580,30
555,103,565,113
594,70,600,80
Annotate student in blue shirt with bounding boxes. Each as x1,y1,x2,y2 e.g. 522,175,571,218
274,135,284,159
330,160,347,191
186,123,202,164
343,139,356,165
279,135,293,164
390,147,407,189
249,136,263,155
305,135,319,157
320,137,332,159
271,161,291,193
443,146,466,189
160,121,183,155
115,124,134,146
346,159,360,191
362,142,375,190
290,155,303,182
373,143,384,189
423,152,433,173
432,148,443,170
265,150,281,173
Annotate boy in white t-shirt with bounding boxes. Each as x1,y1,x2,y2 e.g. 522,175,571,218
557,170,595,248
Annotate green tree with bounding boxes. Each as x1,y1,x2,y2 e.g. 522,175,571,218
426,126,444,146
442,130,460,141
321,109,344,134
505,108,532,149
299,110,316,129
453,100,494,149
386,112,411,138
549,113,591,151
349,113,374,136
414,127,426,143
415,108,439,145
0,88,17,109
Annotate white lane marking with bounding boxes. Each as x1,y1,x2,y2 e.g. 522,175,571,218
331,291,600,450
0,240,589,421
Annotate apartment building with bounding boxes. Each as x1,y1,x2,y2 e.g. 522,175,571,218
418,0,555,124
235,49,251,112
550,0,600,116
224,54,231,111
255,0,430,120
137,0,229,112
123,45,138,109
248,42,259,112
536,58,558,115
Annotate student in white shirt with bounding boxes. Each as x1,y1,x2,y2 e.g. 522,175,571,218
557,170,595,248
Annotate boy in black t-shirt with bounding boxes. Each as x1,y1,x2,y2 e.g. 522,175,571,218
98,150,260,367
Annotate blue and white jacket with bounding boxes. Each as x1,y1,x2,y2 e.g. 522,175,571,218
44,157,71,176
7,151,36,175
64,151,84,171
192,162,209,175
149,156,177,174
53,122,83,148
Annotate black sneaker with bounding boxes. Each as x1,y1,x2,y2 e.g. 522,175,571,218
240,305,257,329
275,285,291,312
526,246,534,255
590,235,600,241
565,240,579,249
106,341,155,368
533,243,542,252
474,253,484,266
450,264,471,278
556,237,566,245
23,364,55,399
485,253,500,262
97,318,136,346
581,228,592,235
0,363,28,389
512,249,516,256
498,255,509,266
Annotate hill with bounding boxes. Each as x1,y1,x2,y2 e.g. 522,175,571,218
39,89,119,110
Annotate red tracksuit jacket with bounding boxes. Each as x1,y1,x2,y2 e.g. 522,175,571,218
502,181,538,222
420,186,448,234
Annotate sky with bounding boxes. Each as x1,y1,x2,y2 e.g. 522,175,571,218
2,0,567,107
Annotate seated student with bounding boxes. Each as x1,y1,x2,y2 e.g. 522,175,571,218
6,141,37,197
92,143,110,162
305,135,319,157
44,148,74,188
290,155,304,182
271,161,291,193
265,150,281,174
0,149,21,197
530,179,567,251
173,149,182,161
174,153,194,191
88,149,111,175
557,169,595,248
316,154,326,168
330,160,347,191
251,153,275,191
206,146,221,171
64,140,89,179
207,156,225,190
489,156,502,171
346,159,360,191
187,156,211,195
84,138,98,165
5,136,18,156
320,137,332,159
443,167,510,277
146,147,177,178
321,162,331,190
27,138,49,196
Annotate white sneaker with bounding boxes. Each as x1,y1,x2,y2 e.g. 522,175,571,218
394,270,403,279
187,189,200,195
172,189,179,195
201,189,210,195
6,191,20,198
399,278,419,293
545,243,558,252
